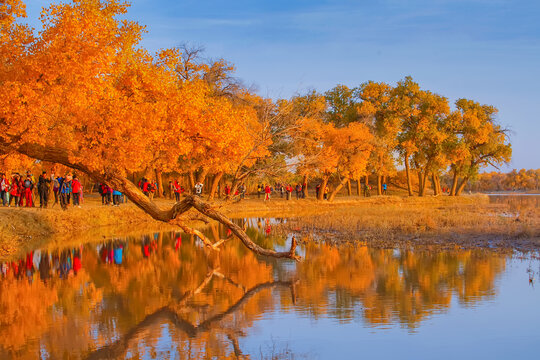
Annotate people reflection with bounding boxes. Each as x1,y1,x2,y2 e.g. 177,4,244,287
113,240,124,265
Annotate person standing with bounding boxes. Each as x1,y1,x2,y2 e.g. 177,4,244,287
22,175,34,207
239,183,246,199
286,184,293,200
59,175,72,209
9,174,20,207
112,189,122,205
382,183,387,195
148,180,156,200
173,180,182,202
295,183,302,200
71,175,82,207
264,184,271,201
51,173,60,208
37,171,51,208
0,173,9,206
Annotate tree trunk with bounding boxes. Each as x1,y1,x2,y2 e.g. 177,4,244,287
196,167,209,185
431,174,439,196
208,172,224,201
364,175,369,187
404,152,413,196
346,179,352,196
188,171,195,193
318,175,329,200
302,174,309,198
420,169,429,197
417,171,424,196
456,176,469,196
376,175,382,195
329,177,349,202
356,179,361,197
155,169,163,198
450,169,459,196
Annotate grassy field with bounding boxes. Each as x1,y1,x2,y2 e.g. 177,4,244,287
1,193,539,260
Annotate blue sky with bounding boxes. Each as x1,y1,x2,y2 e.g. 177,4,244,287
26,0,540,170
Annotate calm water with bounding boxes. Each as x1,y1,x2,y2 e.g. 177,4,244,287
488,193,540,210
0,218,539,359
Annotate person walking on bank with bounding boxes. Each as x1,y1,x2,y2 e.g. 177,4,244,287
37,171,51,208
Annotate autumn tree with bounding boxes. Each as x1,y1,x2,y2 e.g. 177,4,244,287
0,0,297,259
356,81,396,195
447,99,512,196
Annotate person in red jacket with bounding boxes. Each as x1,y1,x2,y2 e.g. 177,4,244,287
72,175,82,207
264,185,271,201
173,180,183,202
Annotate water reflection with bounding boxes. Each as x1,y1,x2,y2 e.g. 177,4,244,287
0,220,533,359
488,194,540,210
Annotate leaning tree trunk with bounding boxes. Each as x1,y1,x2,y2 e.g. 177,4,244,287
450,169,459,196
4,142,299,260
208,171,223,201
404,152,413,196
329,177,349,202
456,176,469,196
376,175,382,195
317,175,329,200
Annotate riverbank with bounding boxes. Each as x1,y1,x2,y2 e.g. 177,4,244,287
1,194,538,260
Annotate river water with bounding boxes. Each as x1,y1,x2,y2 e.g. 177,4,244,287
0,199,539,359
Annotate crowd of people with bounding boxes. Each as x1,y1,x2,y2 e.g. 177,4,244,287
1,169,391,209
0,170,86,209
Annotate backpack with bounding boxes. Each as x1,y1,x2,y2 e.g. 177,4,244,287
24,179,32,189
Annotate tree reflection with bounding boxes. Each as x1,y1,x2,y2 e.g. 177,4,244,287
294,243,506,329
0,222,508,358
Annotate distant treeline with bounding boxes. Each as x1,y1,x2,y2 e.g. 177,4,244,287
467,169,540,192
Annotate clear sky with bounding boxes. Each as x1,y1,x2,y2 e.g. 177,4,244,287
26,0,540,170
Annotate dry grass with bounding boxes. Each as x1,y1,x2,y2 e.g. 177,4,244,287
271,195,540,252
